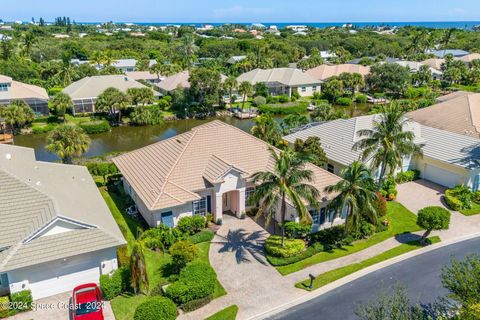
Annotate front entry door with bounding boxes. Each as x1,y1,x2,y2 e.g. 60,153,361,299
0,273,9,295
161,211,174,227
222,193,231,212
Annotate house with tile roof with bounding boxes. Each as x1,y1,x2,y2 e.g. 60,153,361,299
0,144,125,299
406,91,480,139
113,120,343,229
305,64,370,81
63,75,160,114
0,75,49,115
237,68,322,98
284,114,480,190
157,71,228,93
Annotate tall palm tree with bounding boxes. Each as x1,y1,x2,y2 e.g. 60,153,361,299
20,31,36,58
441,28,455,57
251,113,281,145
238,81,253,110
249,147,320,246
90,50,105,67
159,63,182,77
46,124,91,164
181,34,197,70
95,87,130,123
325,161,378,235
56,55,78,87
352,103,422,190
51,92,73,123
223,76,238,105
130,241,149,294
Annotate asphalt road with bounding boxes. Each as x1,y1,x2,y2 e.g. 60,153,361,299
269,236,480,320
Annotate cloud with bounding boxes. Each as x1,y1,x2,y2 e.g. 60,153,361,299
213,5,273,19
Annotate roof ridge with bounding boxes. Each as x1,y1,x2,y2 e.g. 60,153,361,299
151,129,198,209
210,153,249,174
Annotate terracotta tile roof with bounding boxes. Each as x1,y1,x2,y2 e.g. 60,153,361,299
421,58,445,70
457,53,480,63
113,120,341,211
406,92,480,138
305,64,370,81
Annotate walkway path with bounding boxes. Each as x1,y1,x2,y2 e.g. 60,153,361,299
182,180,480,319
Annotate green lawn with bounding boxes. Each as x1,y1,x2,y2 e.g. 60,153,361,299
101,186,226,319
460,202,480,216
296,236,441,291
276,202,421,275
205,305,239,320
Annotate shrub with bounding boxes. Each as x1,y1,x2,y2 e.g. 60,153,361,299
283,221,312,239
177,216,206,235
9,290,32,312
32,123,57,134
141,225,184,252
100,267,131,300
170,240,198,272
188,230,214,244
395,170,420,184
0,296,9,318
182,295,212,312
166,262,216,304
355,94,368,104
373,193,388,217
257,102,308,114
446,185,475,210
133,296,177,320
86,162,118,183
216,218,223,225
445,190,464,211
417,206,451,243
308,225,346,249
473,191,480,203
278,95,290,103
264,236,306,258
205,213,214,224
359,221,376,239
78,120,111,134
336,97,353,106
267,242,324,266
252,96,267,107
441,254,480,306
117,245,130,267
380,175,397,200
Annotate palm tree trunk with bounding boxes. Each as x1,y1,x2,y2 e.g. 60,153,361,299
63,109,66,124
376,153,388,192
280,192,286,247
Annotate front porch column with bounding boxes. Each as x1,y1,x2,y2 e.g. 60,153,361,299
214,193,223,222
238,188,246,217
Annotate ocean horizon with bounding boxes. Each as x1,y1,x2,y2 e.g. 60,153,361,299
5,20,480,29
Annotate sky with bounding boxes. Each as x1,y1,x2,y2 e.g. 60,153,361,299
2,0,480,23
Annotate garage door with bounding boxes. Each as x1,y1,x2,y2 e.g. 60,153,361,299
424,164,462,188
27,259,101,300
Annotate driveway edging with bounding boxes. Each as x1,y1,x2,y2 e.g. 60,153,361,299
249,232,480,320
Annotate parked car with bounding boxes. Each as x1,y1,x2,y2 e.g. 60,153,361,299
72,283,104,320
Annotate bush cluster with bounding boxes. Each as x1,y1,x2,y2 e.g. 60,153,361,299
380,175,398,200
141,224,184,252
169,240,199,273
99,267,131,300
182,295,212,312
252,96,267,107
78,120,111,134
188,230,215,244
166,262,216,304
395,170,420,184
445,185,480,211
133,296,177,320
267,242,324,266
308,225,346,249
336,97,353,106
283,221,312,239
9,290,32,313
0,296,9,318
373,192,388,217
417,206,451,233
264,236,306,258
177,216,206,235
355,94,368,104
257,102,308,114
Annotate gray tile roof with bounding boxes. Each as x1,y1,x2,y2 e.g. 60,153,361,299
429,49,470,58
0,145,125,272
284,115,480,171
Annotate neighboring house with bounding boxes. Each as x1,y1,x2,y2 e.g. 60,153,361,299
71,59,157,72
237,68,322,97
126,71,164,85
456,53,480,64
157,71,227,93
227,55,247,64
113,120,342,230
394,61,443,80
63,75,160,114
428,49,469,58
305,64,370,81
421,58,445,71
0,144,125,300
0,75,49,115
406,91,480,139
284,114,480,189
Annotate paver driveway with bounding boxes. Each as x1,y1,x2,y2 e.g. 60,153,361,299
9,291,115,320
397,180,480,240
180,214,305,320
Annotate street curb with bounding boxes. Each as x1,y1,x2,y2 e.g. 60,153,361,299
248,232,480,320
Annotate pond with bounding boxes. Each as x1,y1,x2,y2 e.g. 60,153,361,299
14,103,371,162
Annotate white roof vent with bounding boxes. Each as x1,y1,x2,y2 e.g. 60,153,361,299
5,153,11,160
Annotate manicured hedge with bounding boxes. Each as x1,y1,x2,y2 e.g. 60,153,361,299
182,295,212,312
99,267,131,300
78,120,111,134
188,230,215,244
283,222,312,239
166,261,216,304
177,216,206,235
257,102,308,114
133,296,177,320
445,190,463,211
395,170,420,184
264,236,306,258
267,242,324,266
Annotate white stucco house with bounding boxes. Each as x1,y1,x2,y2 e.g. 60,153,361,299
113,121,344,230
237,68,322,98
0,145,126,300
284,114,480,190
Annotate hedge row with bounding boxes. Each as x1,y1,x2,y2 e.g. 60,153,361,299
78,120,111,134
257,102,308,114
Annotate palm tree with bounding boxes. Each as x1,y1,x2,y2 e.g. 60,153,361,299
181,34,197,70
51,92,73,123
251,113,281,145
249,147,320,246
130,241,149,294
159,63,182,77
95,87,130,123
20,31,36,58
56,54,77,87
311,103,345,122
352,103,422,190
441,28,455,57
46,124,91,164
223,76,238,105
325,161,378,235
238,81,253,111
90,50,105,68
